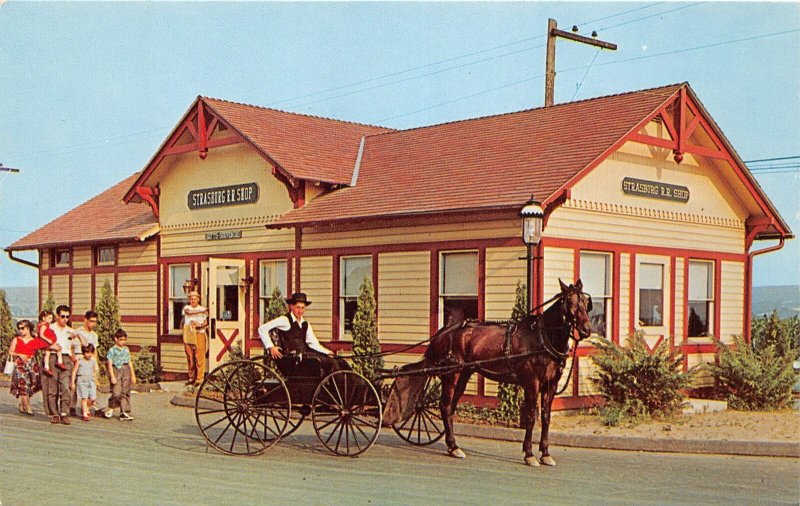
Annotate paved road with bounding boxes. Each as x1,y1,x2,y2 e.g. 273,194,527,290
1,390,797,505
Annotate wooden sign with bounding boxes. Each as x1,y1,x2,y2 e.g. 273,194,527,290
205,230,243,241
188,183,259,210
622,177,689,203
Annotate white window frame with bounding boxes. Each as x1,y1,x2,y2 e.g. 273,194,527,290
439,250,479,327
687,260,714,338
259,260,288,323
168,264,191,333
638,262,665,328
339,256,373,338
580,251,613,338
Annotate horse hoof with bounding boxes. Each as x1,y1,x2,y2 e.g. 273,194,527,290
448,448,466,459
524,456,540,467
540,455,556,466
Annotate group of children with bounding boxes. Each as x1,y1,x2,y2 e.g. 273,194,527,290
36,309,137,422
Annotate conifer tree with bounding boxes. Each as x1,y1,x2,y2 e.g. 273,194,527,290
95,280,121,360
351,277,383,382
265,286,288,321
497,281,526,425
0,290,14,361
42,292,56,313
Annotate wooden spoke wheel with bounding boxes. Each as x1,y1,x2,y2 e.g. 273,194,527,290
311,370,382,457
392,376,445,446
282,405,309,438
195,360,291,456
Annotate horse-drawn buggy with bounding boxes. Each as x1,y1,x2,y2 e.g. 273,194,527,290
194,280,592,466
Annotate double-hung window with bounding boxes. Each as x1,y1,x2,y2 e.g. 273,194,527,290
638,263,664,327
580,252,612,337
439,251,478,326
259,260,288,322
340,256,372,337
169,264,191,332
688,261,714,337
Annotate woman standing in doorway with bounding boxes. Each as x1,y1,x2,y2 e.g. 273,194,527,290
182,291,208,385
8,319,44,415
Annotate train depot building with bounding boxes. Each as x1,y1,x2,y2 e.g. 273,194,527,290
7,83,792,408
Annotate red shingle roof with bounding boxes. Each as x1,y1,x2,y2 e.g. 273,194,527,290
202,97,393,185
269,84,685,227
6,173,158,251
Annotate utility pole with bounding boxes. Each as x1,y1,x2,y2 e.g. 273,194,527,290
544,18,618,107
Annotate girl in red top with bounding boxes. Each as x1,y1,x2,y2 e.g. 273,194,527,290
37,310,66,376
9,319,44,415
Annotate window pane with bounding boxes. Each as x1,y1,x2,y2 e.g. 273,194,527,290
639,263,663,290
442,252,478,295
580,253,609,296
170,265,191,298
639,264,663,326
342,257,372,297
216,265,239,321
56,250,70,265
343,297,358,333
443,298,478,326
688,262,712,300
98,247,115,264
260,260,287,295
688,301,710,336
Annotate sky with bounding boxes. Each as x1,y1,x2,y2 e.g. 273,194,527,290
0,1,798,289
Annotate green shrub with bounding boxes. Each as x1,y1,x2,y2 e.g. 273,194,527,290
591,331,690,423
352,277,383,383
96,280,121,360
751,311,799,360
0,289,14,361
133,349,161,384
496,280,527,425
710,333,797,410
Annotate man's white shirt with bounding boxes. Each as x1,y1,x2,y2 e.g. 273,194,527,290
257,314,331,355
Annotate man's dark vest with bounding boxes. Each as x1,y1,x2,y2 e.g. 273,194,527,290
275,314,308,353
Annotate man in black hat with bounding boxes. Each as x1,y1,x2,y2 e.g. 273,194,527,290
257,292,348,374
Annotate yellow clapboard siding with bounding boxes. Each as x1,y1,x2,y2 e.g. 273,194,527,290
543,247,574,300
674,259,685,339
118,242,158,266
73,247,92,268
688,353,716,388
547,207,743,254
118,272,157,315
300,256,333,341
160,227,294,257
485,247,526,321
378,252,430,344
71,274,92,313
618,254,631,344
720,261,745,343
41,250,50,269
160,344,187,372
50,275,69,307
577,356,601,396
303,219,519,249
120,322,158,348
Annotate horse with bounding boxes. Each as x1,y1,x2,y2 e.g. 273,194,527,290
424,279,593,466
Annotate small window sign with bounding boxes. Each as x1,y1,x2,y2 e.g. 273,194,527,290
205,230,243,241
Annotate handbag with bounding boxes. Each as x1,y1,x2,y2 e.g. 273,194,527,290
3,356,14,375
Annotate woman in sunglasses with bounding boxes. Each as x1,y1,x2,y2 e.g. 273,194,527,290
8,319,43,416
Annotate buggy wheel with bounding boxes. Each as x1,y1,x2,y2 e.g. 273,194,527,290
392,376,445,446
282,407,307,438
311,370,382,457
195,360,291,456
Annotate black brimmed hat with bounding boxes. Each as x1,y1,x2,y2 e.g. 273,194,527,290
286,292,312,306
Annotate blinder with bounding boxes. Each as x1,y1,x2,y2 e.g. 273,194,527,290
585,294,593,312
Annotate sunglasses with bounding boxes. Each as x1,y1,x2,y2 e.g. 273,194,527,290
17,327,26,331
58,314,70,318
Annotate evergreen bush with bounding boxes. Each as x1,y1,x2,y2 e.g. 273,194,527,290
351,277,383,383
497,281,527,425
591,331,690,425
710,313,798,410
42,293,56,313
95,280,121,361
132,349,161,383
0,290,14,361
265,287,288,321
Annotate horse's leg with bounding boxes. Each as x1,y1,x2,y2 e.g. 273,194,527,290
539,377,559,466
451,369,472,413
521,382,540,467
438,373,464,458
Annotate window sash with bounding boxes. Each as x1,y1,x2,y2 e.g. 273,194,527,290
341,256,372,297
168,264,191,332
638,263,664,327
580,252,613,337
688,261,713,301
54,249,70,266
259,260,287,322
96,246,116,265
441,251,478,296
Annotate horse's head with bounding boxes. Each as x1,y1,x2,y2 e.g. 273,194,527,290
558,278,593,341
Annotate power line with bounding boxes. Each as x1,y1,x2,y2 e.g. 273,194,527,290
269,2,681,110
596,2,706,32
745,156,800,164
